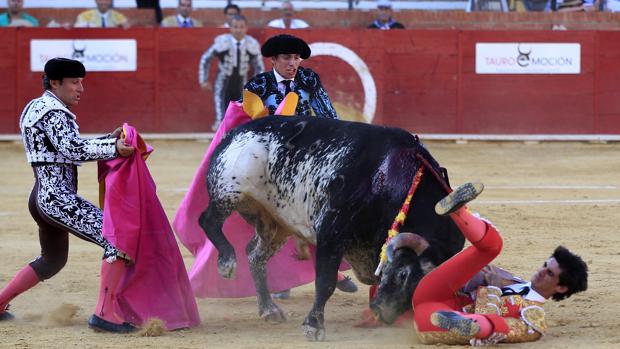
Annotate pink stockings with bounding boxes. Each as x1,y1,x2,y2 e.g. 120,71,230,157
0,265,40,311
94,260,126,324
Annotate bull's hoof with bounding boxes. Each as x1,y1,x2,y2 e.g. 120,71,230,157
217,255,237,279
302,324,325,341
260,305,286,323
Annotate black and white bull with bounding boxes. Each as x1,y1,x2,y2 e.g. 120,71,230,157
199,116,465,341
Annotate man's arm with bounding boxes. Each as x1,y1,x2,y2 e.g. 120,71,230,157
302,69,338,119
248,38,265,75
462,264,523,293
501,317,544,343
311,85,338,119
470,305,545,345
112,10,129,28
198,44,218,88
40,111,117,161
250,53,265,76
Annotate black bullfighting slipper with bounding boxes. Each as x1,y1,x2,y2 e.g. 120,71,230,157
88,314,137,333
435,182,484,216
336,275,358,293
430,311,480,337
0,304,15,321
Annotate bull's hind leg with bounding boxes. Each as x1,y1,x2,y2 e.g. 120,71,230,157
198,203,237,279
244,215,289,323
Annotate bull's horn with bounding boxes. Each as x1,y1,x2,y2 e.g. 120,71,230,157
386,232,430,262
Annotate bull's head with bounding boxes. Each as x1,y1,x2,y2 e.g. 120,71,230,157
370,232,434,324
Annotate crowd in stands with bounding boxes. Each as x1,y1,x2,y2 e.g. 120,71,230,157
468,0,619,11
1,0,619,29
0,0,409,29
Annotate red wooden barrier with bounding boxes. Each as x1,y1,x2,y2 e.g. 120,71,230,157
1,27,619,135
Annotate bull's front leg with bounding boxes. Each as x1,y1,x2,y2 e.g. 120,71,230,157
246,233,288,323
199,204,236,278
302,236,345,341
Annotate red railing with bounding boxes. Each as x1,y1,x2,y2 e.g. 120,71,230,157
2,27,619,135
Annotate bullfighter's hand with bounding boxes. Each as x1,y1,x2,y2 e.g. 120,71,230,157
116,139,134,157
201,82,212,91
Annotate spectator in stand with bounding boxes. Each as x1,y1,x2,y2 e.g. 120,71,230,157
555,0,603,11
583,0,603,10
368,0,404,30
199,15,264,131
522,0,556,11
161,0,202,27
75,0,129,28
466,0,510,12
221,3,241,28
0,0,39,27
267,0,309,29
136,0,162,25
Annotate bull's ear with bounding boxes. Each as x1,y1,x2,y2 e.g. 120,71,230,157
386,232,430,259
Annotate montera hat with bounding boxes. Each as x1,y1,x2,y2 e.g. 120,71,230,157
44,58,86,80
261,34,311,59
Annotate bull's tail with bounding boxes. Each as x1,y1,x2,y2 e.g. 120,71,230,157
412,135,451,193
416,154,451,194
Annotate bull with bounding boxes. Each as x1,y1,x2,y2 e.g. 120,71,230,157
199,116,465,341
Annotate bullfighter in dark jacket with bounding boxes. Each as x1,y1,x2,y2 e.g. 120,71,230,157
244,34,338,119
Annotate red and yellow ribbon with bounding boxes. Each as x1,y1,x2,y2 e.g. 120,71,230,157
375,165,425,275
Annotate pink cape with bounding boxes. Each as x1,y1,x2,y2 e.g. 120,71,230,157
173,102,322,298
98,124,200,329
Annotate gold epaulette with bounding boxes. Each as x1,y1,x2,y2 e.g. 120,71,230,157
77,9,98,22
502,303,546,343
109,10,127,26
521,305,547,334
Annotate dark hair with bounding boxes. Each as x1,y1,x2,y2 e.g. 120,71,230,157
552,245,588,301
224,4,241,14
43,75,52,90
229,14,246,23
42,75,68,91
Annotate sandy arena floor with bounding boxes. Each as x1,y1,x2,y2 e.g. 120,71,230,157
0,139,619,349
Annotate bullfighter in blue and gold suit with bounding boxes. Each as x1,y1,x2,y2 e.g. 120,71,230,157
244,34,338,119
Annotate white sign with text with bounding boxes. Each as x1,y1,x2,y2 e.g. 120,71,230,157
30,39,137,72
476,43,580,74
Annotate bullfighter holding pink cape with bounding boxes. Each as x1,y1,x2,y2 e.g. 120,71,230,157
98,124,200,330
